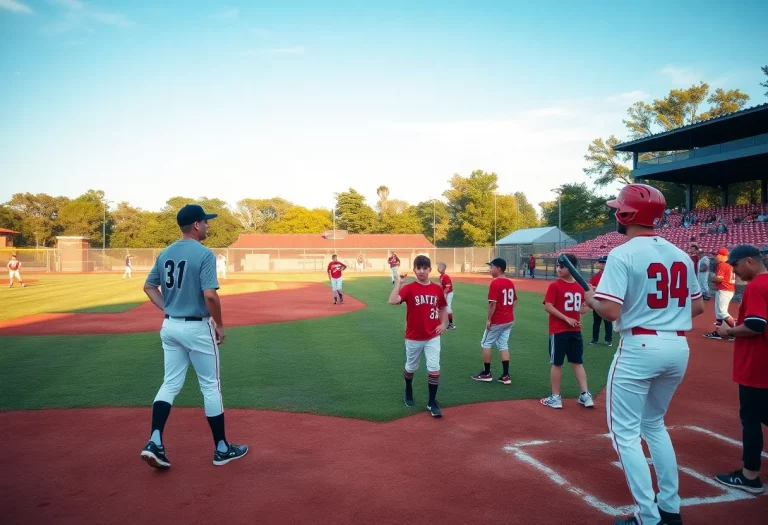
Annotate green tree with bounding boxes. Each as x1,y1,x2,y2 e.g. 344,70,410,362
513,192,541,230
159,197,243,248
334,189,378,233
583,136,633,187
539,183,615,234
268,207,332,233
414,199,450,246
5,192,69,247
376,186,390,218
623,101,655,140
109,202,166,248
57,197,107,246
378,200,422,234
0,205,25,244
234,198,293,232
653,82,710,130
443,170,500,246
761,65,768,97
698,88,751,120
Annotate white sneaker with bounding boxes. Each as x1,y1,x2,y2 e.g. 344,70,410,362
540,394,562,409
578,392,595,408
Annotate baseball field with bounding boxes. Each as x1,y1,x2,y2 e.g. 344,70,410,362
1,272,766,524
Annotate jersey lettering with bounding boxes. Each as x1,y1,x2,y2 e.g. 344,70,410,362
502,289,515,306
164,259,187,289
563,292,581,311
647,261,688,309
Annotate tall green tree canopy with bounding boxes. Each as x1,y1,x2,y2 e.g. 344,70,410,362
234,198,293,232
5,192,69,247
268,207,333,233
760,65,768,97
539,183,615,234
334,189,378,233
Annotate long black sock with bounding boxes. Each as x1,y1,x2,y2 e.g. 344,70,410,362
484,362,491,374
404,370,414,395
150,401,172,442
502,360,509,376
448,314,453,324
206,413,227,447
428,373,439,404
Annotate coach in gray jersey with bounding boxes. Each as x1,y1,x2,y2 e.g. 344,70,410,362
139,204,248,468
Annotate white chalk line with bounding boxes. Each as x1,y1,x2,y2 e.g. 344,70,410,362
503,425,764,517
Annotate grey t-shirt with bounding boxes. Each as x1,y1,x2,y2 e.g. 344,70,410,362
146,239,219,318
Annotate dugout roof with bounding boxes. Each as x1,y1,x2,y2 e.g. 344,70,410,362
495,227,575,246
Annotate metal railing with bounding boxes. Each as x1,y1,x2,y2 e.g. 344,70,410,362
638,132,768,168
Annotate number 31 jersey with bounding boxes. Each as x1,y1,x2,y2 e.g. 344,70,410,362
594,235,701,333
488,277,517,324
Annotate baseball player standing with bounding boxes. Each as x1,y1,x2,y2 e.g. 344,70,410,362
585,184,704,525
388,252,400,283
123,254,133,279
704,248,736,340
713,244,768,494
216,253,227,280
589,255,612,347
327,254,347,304
472,258,516,385
7,254,24,288
140,204,247,469
695,248,711,300
389,254,448,417
437,262,455,330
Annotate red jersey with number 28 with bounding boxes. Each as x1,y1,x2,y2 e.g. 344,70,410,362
488,277,517,324
594,235,702,333
715,262,736,292
398,281,447,341
733,273,768,388
327,261,345,279
544,279,585,334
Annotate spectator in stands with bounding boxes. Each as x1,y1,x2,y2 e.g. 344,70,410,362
713,244,768,495
716,222,729,234
734,216,743,224
690,213,698,225
758,213,768,223
528,254,536,278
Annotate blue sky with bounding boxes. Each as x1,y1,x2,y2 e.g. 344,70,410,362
1,0,767,213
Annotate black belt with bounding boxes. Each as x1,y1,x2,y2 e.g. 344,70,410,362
165,314,204,322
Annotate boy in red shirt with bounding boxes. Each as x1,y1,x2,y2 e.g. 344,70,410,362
715,245,768,494
705,248,736,340
389,255,448,418
472,258,517,385
541,253,593,409
588,255,612,347
437,262,455,330
327,254,347,305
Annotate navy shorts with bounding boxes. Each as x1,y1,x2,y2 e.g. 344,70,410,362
548,332,583,366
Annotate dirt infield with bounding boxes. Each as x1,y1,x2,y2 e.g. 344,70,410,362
0,282,365,336
1,298,766,524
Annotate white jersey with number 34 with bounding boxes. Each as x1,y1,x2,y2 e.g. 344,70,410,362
594,235,702,333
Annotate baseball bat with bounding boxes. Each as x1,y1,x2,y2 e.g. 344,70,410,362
557,254,590,292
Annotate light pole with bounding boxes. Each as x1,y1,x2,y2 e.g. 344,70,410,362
551,188,562,248
494,192,498,246
102,199,112,254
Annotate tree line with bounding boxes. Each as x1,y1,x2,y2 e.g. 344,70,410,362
0,171,540,249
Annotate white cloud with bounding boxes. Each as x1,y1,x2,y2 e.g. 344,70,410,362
660,65,701,86
0,0,32,13
214,7,239,20
45,0,134,32
606,90,650,103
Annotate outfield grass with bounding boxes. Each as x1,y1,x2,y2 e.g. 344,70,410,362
0,275,616,421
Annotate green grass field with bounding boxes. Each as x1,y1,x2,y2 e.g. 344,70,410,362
0,274,616,421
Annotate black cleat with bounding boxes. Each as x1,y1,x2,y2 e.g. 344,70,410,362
715,470,765,494
404,390,414,408
427,401,442,418
471,371,493,382
140,441,171,469
658,506,683,525
213,443,249,466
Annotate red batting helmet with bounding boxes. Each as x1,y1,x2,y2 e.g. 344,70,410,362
607,183,666,227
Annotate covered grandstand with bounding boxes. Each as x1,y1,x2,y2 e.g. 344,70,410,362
562,103,768,260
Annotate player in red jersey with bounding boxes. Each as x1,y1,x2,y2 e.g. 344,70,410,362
437,262,455,330
589,255,612,347
7,254,24,288
472,258,517,385
541,253,593,409
389,255,448,417
388,252,401,284
327,254,347,305
714,245,768,494
704,248,736,340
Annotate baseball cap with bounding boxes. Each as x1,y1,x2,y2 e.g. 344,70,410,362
597,255,608,263
717,248,729,256
176,204,217,227
727,244,761,266
487,257,507,272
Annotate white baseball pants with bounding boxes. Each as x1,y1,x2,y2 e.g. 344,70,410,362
405,336,441,373
715,290,734,320
445,291,454,314
606,331,689,524
697,272,709,298
9,270,21,281
390,266,399,282
123,266,132,278
154,317,224,417
331,277,343,292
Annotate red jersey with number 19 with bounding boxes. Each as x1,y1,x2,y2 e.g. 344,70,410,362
398,281,447,341
594,235,702,333
544,279,585,334
488,277,517,324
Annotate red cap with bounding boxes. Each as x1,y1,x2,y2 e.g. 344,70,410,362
717,248,729,256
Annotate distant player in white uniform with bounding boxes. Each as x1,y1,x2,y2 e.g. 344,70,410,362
697,249,711,300
140,204,247,469
7,254,24,288
585,184,705,525
123,254,133,279
216,253,227,280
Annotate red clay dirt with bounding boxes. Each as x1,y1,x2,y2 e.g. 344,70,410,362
1,282,767,524
0,282,364,336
